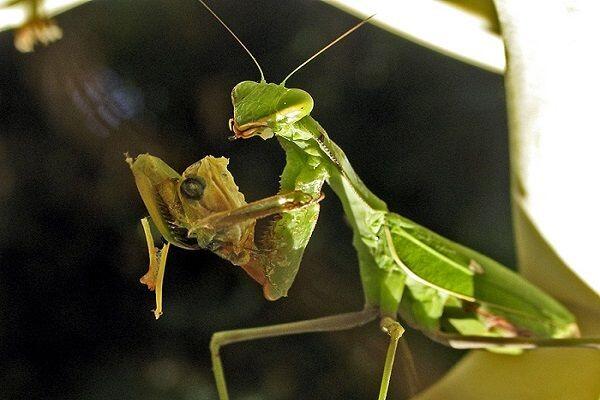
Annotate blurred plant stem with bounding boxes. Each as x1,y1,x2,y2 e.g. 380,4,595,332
414,0,600,398
495,1,600,393
497,0,600,298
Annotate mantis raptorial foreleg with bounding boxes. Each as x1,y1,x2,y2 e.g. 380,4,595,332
210,308,380,400
189,190,321,232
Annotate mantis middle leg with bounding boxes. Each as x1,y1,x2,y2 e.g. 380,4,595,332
211,309,410,400
210,307,379,400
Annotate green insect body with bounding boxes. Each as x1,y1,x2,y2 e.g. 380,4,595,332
229,80,579,341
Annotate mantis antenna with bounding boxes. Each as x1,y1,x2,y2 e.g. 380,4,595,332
281,15,375,86
196,0,266,82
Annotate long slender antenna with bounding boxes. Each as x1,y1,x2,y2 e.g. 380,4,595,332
281,15,375,85
196,0,265,82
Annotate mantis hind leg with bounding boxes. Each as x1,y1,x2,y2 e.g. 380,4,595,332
209,307,378,400
424,331,600,350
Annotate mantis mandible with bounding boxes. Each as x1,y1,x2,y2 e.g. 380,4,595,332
127,2,600,399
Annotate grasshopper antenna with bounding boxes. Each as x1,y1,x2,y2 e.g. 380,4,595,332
196,0,265,82
281,14,375,86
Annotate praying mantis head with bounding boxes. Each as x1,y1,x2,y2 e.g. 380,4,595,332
229,81,314,140
194,0,369,141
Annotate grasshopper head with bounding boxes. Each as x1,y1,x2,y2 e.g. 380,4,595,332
127,154,249,250
179,156,247,219
229,81,314,139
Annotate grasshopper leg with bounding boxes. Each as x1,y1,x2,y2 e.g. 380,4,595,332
210,307,378,400
139,217,170,319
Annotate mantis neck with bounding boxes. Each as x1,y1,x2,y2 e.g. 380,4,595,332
293,116,388,212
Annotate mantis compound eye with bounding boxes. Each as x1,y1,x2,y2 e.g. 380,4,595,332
180,177,206,199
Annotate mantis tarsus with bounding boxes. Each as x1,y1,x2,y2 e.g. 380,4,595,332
127,1,600,399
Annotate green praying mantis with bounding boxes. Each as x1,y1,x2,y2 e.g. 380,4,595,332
127,2,600,399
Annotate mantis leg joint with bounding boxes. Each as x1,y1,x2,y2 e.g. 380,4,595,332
210,332,228,357
380,317,404,341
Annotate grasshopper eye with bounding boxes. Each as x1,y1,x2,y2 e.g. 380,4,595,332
180,177,206,199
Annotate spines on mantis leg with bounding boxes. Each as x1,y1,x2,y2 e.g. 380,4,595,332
384,213,579,341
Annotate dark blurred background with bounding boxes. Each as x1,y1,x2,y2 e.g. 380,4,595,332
0,1,510,399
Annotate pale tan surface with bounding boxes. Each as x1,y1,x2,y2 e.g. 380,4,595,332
413,1,600,398
322,0,505,73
